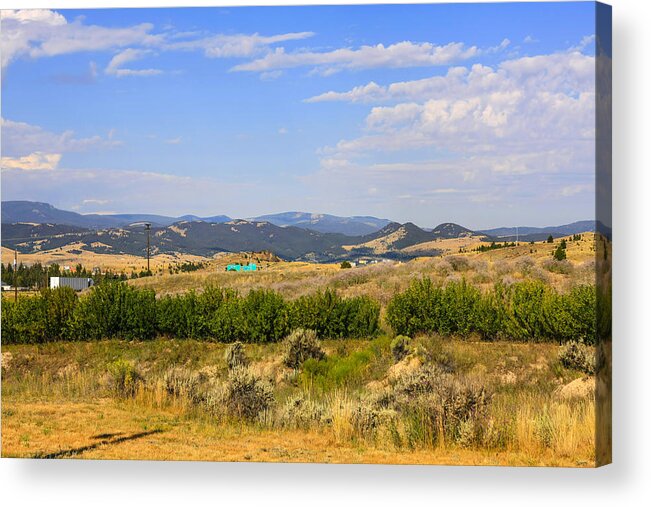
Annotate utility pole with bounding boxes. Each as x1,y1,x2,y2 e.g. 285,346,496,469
13,249,18,302
145,223,151,274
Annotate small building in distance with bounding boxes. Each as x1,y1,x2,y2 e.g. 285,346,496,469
226,263,257,272
49,277,94,291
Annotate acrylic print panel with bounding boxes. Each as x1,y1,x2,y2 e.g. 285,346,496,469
0,2,611,467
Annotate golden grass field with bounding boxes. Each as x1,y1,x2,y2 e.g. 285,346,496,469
1,233,604,465
1,336,597,466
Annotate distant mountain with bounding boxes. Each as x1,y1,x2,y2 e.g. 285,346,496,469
1,201,231,229
343,221,475,257
1,201,596,262
479,220,596,242
251,211,391,236
431,222,474,239
1,220,351,261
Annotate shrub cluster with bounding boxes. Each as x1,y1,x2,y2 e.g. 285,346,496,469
558,340,595,374
290,288,380,339
106,359,143,398
386,278,597,344
224,341,248,370
282,328,325,369
1,283,379,344
390,335,412,362
225,367,275,420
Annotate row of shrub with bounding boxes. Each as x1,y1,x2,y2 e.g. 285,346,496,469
1,283,380,344
386,278,597,344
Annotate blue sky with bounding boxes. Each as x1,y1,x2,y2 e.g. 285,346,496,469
1,3,600,229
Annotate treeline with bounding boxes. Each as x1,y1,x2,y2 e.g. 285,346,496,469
386,278,597,344
474,241,517,253
1,262,130,289
167,261,206,275
1,284,380,344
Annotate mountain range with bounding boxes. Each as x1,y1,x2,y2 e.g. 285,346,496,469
0,201,595,262
1,201,390,237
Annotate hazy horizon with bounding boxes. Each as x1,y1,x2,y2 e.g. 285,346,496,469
1,4,599,230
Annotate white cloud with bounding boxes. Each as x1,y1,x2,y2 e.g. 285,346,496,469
307,51,594,104
167,31,315,58
306,45,597,225
105,48,162,77
0,9,160,70
82,198,110,206
1,152,61,171
278,127,288,135
1,117,121,158
231,41,481,74
1,9,314,78
311,49,596,169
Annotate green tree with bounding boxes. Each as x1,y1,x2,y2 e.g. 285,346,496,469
553,244,567,261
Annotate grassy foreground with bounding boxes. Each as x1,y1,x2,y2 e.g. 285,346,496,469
1,337,596,466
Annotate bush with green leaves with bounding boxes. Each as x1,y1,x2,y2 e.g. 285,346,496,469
1,295,47,344
282,328,325,369
225,367,274,420
224,341,248,370
239,289,291,342
390,335,412,362
558,341,595,374
290,288,379,339
387,278,596,344
157,285,240,340
70,282,157,340
1,287,78,344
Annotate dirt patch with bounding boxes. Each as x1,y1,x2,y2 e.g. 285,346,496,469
387,355,422,381
555,376,595,400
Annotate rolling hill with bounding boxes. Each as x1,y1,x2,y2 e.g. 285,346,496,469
479,220,596,242
1,201,595,263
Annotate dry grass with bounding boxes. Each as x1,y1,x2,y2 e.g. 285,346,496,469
2,246,209,273
1,337,596,466
1,398,591,466
120,233,596,304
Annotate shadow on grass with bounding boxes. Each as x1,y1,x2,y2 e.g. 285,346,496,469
91,432,124,440
33,429,164,459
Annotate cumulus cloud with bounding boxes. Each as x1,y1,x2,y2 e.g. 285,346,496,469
311,49,596,169
1,152,61,171
306,44,597,226
306,51,594,104
0,9,161,70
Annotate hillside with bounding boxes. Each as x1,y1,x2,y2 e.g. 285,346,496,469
479,220,596,242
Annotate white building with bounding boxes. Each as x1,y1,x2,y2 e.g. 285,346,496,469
49,277,94,291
